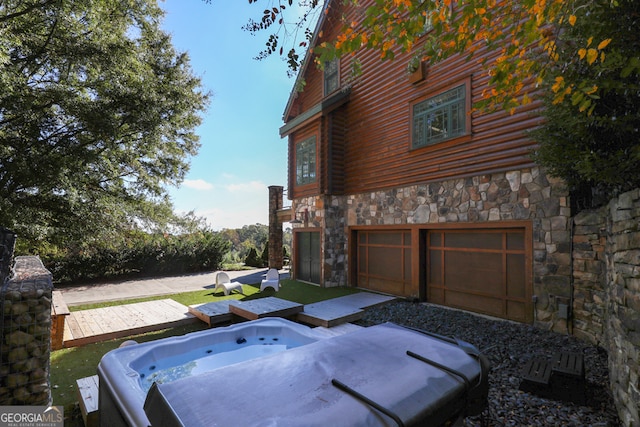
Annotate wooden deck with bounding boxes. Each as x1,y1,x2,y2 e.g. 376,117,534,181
62,299,198,348
60,293,396,349
189,293,397,329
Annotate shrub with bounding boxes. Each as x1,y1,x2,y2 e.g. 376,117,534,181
43,231,230,284
244,247,262,268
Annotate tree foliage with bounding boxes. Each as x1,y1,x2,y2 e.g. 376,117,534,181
0,0,209,252
531,0,640,200
219,223,269,262
242,0,636,114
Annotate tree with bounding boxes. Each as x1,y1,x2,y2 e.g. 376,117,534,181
0,0,209,252
531,0,640,201
219,224,269,260
241,0,637,114
244,246,262,267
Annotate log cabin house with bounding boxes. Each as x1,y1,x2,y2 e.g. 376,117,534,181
279,0,572,330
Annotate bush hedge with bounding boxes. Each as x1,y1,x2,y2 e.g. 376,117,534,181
44,231,230,284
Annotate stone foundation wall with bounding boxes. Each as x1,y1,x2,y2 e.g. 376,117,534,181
0,256,53,406
294,167,572,331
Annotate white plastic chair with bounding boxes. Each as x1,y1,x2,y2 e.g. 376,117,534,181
214,272,243,296
260,268,280,292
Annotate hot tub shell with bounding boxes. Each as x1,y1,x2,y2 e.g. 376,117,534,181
97,318,324,427
98,317,489,426
143,322,489,426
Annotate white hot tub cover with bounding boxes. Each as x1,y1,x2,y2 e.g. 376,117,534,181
143,322,489,427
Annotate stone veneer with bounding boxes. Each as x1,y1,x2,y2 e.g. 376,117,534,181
293,167,573,332
572,189,640,426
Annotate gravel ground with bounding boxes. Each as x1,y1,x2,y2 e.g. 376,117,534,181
355,301,621,427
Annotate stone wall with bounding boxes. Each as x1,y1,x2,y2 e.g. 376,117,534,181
572,209,607,344
0,256,53,406
294,167,572,331
571,189,640,426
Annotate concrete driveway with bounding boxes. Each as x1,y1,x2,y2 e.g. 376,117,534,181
58,268,290,306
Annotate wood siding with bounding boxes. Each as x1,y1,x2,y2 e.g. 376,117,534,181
285,0,542,199
326,105,347,194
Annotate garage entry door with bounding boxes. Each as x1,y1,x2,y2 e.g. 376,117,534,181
427,229,532,323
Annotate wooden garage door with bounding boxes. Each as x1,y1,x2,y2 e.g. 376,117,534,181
427,229,531,323
357,230,412,296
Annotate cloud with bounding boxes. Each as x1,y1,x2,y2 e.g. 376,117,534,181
225,180,266,193
183,179,214,190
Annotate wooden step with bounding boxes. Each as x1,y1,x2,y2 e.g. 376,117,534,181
188,301,234,326
297,300,364,327
551,351,585,379
550,351,586,405
520,358,553,391
76,375,99,427
519,351,586,404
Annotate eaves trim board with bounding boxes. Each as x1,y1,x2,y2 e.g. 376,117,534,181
279,88,351,137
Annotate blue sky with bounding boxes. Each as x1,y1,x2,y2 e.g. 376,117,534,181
160,1,305,230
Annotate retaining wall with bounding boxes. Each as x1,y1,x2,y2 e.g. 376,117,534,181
573,189,640,426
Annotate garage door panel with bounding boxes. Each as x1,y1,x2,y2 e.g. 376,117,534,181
507,254,525,298
358,275,402,295
507,300,527,322
445,232,503,249
445,290,505,318
357,231,412,296
428,286,444,305
444,252,503,294
429,251,442,284
368,246,403,277
507,232,525,250
427,228,532,323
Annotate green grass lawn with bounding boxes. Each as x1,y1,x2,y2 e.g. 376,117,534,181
52,279,360,424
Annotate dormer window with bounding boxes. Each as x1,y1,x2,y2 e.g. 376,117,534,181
324,58,339,96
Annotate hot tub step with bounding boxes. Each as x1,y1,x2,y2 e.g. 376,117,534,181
297,301,364,327
188,301,234,326
228,297,304,320
519,351,586,404
77,375,99,427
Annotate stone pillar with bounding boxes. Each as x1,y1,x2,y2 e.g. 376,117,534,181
1,256,53,405
268,186,284,269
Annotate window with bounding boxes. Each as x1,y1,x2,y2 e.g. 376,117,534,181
324,59,339,95
296,136,316,185
412,84,466,148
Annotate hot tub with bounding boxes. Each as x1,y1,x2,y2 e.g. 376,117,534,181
99,317,489,427
97,318,324,427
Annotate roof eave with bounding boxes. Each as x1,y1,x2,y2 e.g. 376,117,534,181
281,0,334,123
